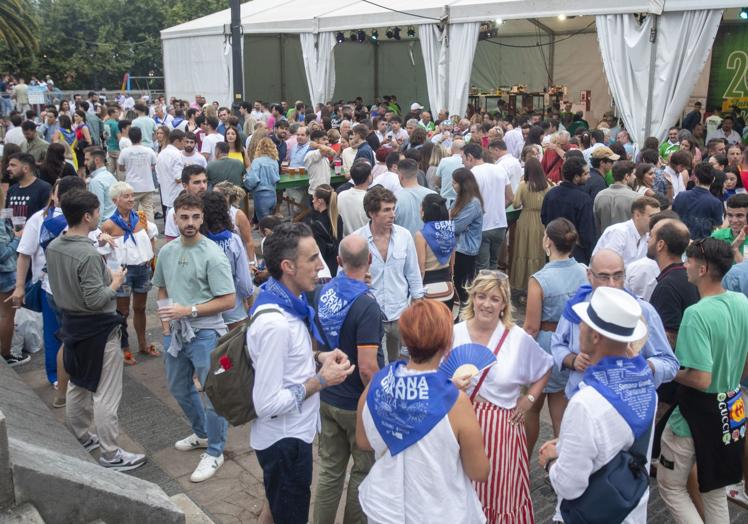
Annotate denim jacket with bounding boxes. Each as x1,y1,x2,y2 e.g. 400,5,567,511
0,219,19,274
451,198,483,256
244,156,280,194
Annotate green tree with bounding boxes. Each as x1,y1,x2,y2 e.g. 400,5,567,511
0,0,39,55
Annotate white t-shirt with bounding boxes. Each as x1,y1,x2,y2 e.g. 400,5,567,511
370,171,402,194
625,257,659,301
182,152,207,169
155,145,184,205
99,221,158,266
118,144,157,194
5,127,24,146
200,132,224,161
471,162,511,231
452,322,552,409
496,154,523,193
164,207,178,237
119,137,132,150
337,187,369,236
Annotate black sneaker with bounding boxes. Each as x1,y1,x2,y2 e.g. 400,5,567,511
4,354,31,367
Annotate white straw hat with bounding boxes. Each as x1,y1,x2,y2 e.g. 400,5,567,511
571,287,647,343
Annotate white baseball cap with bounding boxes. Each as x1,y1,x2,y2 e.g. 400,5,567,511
410,102,424,111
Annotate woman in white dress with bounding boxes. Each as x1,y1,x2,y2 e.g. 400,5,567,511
452,270,552,523
356,299,489,524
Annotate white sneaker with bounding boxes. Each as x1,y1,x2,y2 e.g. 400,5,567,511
190,453,224,483
99,449,147,472
174,433,209,452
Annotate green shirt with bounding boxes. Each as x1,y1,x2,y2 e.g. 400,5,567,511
152,235,235,307
659,142,679,162
206,157,245,187
712,227,748,256
669,291,748,437
105,119,120,152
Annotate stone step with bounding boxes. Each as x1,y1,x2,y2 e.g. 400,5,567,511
170,494,214,524
0,502,45,523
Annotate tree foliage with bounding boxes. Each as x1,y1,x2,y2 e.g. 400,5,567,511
0,0,229,90
0,0,39,55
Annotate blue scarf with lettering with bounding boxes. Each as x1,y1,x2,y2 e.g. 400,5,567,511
562,284,637,324
317,273,369,349
40,207,67,250
367,361,458,456
582,355,657,438
250,277,324,344
205,229,232,253
421,220,456,265
110,209,139,245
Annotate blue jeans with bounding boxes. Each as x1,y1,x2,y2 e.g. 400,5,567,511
477,227,507,271
41,292,60,384
253,190,277,220
255,437,313,524
164,329,227,457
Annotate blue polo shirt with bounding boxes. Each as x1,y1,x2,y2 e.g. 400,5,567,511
672,187,723,239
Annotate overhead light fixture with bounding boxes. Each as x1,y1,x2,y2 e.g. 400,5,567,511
740,8,748,20
371,29,379,41
385,27,394,39
349,31,357,41
407,26,416,38
393,26,401,40
336,31,345,44
357,29,366,43
558,14,567,20
496,17,503,25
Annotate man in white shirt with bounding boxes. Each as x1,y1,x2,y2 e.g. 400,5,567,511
164,165,208,241
489,139,523,193
4,114,25,146
154,129,186,218
592,196,660,266
540,287,656,524
582,129,606,166
338,160,372,236
117,127,159,221
200,117,224,162
304,129,335,197
705,115,741,145
370,151,402,194
181,132,207,169
247,222,353,524
503,120,529,159
463,143,513,271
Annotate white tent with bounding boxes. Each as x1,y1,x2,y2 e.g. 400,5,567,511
161,0,745,142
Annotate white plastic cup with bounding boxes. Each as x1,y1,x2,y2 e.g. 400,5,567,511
157,298,174,321
11,216,25,231
106,258,121,271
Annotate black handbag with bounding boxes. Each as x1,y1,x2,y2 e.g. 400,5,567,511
560,425,652,524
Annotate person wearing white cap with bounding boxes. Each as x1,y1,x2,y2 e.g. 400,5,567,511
410,102,423,114
551,249,678,399
539,286,657,524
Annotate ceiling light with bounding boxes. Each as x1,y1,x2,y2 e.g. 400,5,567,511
496,17,503,25
386,27,394,39
740,8,748,20
371,29,378,41
393,26,401,40
558,14,567,20
407,26,416,38
336,32,345,44
357,29,366,43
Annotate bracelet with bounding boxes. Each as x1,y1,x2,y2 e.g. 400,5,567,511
544,457,557,473
313,351,322,366
316,372,327,388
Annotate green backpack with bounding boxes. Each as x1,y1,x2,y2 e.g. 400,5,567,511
204,308,277,426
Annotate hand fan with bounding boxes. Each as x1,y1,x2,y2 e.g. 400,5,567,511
440,343,497,378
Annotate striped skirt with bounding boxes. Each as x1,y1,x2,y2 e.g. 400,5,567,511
473,402,534,524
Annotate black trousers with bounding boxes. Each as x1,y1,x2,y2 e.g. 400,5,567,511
256,437,313,524
454,251,478,306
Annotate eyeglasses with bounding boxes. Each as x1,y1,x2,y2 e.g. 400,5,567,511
478,269,509,281
589,270,625,283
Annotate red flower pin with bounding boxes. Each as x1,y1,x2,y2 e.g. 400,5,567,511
219,355,233,371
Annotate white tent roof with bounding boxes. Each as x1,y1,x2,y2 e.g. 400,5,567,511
161,0,747,39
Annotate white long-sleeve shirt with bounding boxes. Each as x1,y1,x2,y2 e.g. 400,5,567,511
549,383,653,523
246,305,319,451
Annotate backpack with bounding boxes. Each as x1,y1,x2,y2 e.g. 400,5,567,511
204,308,277,426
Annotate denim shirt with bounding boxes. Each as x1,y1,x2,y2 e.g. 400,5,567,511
354,223,424,321
0,219,19,275
244,156,280,194
723,260,748,297
551,290,679,399
532,258,588,339
289,142,310,167
451,198,483,256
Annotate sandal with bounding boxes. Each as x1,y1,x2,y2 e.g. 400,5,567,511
123,351,137,365
139,344,161,357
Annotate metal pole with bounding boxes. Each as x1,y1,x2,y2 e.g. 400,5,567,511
643,15,658,139
230,0,244,113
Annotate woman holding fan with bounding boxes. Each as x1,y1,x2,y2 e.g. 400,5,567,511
452,270,552,523
100,181,159,365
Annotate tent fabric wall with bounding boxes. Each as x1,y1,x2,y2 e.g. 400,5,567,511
244,35,307,104
471,36,552,93
300,32,337,106
163,35,232,105
446,22,481,116
333,43,376,102
596,10,722,144
377,41,430,110
419,24,448,114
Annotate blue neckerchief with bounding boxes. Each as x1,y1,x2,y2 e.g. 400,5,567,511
172,117,184,128
582,355,657,438
562,284,638,324
317,273,369,349
40,207,68,250
110,209,139,245
421,220,456,265
250,277,324,344
205,229,232,253
367,361,458,456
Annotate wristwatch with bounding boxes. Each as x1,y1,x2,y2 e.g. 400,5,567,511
190,305,198,318
527,394,536,403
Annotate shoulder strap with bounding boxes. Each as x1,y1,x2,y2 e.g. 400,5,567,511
630,424,653,461
470,327,511,403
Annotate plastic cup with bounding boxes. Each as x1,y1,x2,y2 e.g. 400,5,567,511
157,298,174,309
11,216,25,232
106,258,122,271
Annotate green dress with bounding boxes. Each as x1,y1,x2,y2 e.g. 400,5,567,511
510,181,550,290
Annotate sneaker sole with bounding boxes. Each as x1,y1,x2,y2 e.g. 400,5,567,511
175,443,209,452
84,443,100,453
101,459,147,472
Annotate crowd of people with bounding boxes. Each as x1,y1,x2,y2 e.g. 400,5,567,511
1,87,748,523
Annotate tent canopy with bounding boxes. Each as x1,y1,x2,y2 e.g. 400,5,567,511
160,0,746,39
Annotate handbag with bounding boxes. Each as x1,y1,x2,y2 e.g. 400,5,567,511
560,425,652,524
23,279,43,313
424,281,454,302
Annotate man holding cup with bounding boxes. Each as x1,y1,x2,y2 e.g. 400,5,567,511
152,191,236,483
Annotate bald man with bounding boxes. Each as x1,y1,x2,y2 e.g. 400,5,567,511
312,234,383,523
551,249,679,399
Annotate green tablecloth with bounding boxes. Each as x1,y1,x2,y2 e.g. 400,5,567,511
276,173,347,190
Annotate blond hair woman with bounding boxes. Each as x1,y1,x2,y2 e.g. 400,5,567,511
243,137,280,220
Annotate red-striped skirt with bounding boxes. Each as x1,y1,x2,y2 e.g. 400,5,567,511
473,402,534,524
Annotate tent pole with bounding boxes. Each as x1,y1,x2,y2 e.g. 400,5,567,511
230,0,243,112
280,34,286,101
374,42,379,100
644,15,658,139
